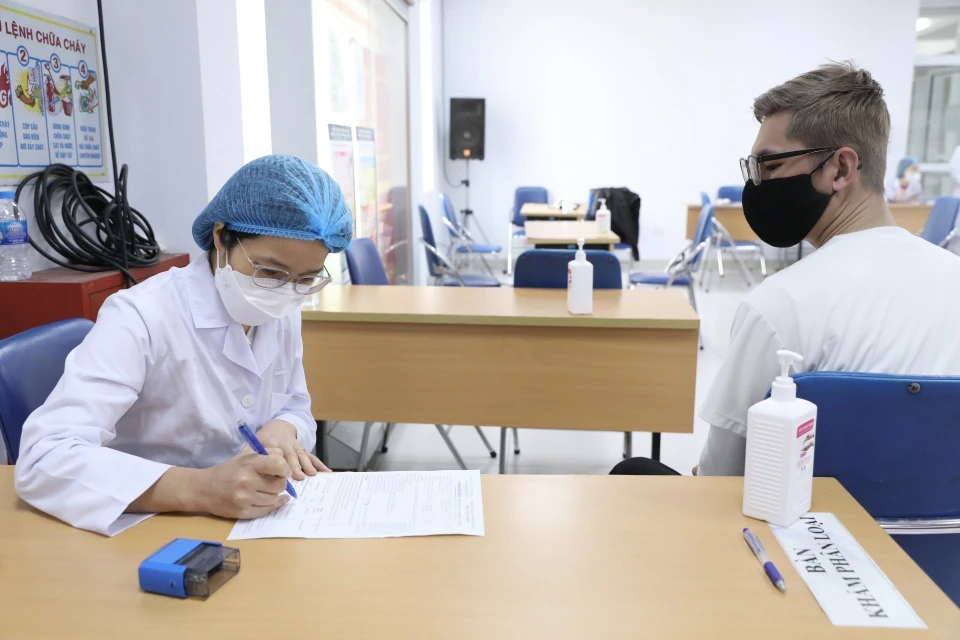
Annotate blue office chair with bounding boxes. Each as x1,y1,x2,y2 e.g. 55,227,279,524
919,196,960,247
793,371,960,606
419,205,500,287
716,185,743,202
514,249,622,289
507,186,549,276
700,191,711,206
344,238,389,286
438,192,501,276
342,236,498,468
0,318,94,464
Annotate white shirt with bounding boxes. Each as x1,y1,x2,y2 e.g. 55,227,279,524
15,258,315,534
698,226,960,475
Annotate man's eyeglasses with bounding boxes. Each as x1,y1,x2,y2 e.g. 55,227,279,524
740,147,838,186
237,239,332,295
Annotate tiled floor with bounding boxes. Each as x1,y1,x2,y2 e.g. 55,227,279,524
369,260,763,477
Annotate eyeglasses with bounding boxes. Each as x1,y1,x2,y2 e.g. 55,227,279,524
236,239,332,295
740,147,838,186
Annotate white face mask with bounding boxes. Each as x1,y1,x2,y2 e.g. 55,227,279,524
907,171,922,187
213,249,306,326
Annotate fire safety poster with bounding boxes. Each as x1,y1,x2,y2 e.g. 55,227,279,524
0,2,105,184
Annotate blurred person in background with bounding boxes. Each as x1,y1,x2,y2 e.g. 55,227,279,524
885,156,923,203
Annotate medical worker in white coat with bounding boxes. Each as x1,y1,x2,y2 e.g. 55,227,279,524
15,155,353,535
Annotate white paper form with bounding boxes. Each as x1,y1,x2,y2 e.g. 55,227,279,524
770,513,925,629
228,470,485,540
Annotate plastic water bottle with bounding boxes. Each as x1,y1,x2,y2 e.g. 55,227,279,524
0,191,30,281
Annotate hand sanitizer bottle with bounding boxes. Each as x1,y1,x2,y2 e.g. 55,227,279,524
567,238,593,315
742,350,817,528
561,194,574,213
595,198,611,234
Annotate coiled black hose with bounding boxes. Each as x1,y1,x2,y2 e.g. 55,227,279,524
15,163,160,284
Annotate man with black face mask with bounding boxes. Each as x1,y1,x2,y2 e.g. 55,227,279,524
613,62,960,477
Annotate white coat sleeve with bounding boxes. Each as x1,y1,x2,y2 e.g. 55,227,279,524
271,310,316,453
697,300,784,475
14,295,172,535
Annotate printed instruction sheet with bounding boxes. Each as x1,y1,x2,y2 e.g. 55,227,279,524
229,470,485,540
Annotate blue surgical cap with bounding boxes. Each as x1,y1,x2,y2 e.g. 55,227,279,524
897,156,919,178
192,154,353,253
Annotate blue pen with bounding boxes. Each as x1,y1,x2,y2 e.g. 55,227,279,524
237,421,298,499
743,527,786,593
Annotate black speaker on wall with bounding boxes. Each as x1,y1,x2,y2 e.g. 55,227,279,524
449,98,485,160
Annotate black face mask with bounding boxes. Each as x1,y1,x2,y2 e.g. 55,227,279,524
741,160,834,248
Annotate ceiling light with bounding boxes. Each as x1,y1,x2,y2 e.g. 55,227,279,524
917,17,932,32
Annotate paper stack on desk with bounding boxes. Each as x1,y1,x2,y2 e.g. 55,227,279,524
228,469,485,540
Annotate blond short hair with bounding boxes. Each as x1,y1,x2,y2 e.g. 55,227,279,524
753,62,890,193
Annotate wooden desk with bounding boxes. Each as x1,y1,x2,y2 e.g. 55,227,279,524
524,220,621,250
685,203,934,241
300,285,697,433
3,471,957,639
520,202,588,219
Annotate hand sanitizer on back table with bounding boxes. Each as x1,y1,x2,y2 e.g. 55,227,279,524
595,198,611,234
742,350,817,528
567,238,593,315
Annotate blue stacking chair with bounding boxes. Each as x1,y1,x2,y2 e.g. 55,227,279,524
507,186,549,276
344,238,389,286
793,372,960,606
419,206,500,287
630,202,714,317
342,237,498,469
438,192,501,276
700,191,711,206
514,249,622,289
716,185,743,202
919,196,960,247
0,318,94,464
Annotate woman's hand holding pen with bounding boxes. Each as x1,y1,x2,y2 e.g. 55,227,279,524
244,419,330,480
195,449,292,519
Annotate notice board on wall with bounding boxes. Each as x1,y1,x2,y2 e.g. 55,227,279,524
0,1,106,184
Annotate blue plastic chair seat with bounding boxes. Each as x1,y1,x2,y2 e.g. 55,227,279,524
512,229,525,238
443,274,501,287
455,243,502,254
629,272,691,286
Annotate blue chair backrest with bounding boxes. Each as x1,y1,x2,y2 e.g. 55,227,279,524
513,249,622,289
700,191,711,206
345,238,389,286
418,205,443,278
792,371,960,519
717,185,743,202
0,318,94,463
688,203,715,267
513,186,548,227
919,196,960,246
438,192,460,238
586,190,596,220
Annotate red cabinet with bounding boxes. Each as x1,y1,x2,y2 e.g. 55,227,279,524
0,253,190,340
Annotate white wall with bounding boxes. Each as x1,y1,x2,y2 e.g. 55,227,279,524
441,0,920,259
